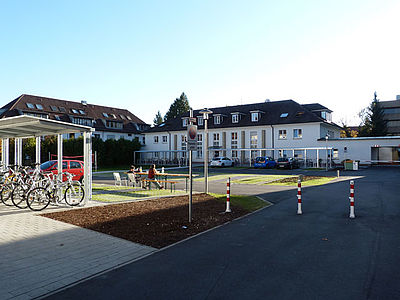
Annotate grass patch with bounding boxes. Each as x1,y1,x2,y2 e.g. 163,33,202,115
92,184,186,202
210,193,270,211
232,175,295,185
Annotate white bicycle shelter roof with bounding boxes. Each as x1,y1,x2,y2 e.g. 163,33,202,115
0,115,93,139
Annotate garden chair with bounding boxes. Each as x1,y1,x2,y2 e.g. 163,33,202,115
113,172,128,186
127,173,142,187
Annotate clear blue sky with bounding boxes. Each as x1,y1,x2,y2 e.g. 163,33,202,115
1,0,399,125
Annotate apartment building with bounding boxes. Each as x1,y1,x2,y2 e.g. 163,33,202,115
143,99,342,163
0,94,149,143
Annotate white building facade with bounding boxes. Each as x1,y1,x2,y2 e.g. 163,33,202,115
141,100,342,165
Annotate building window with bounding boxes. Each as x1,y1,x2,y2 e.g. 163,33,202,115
50,105,58,112
120,114,126,119
232,114,239,123
280,113,288,118
231,132,238,158
71,109,79,114
182,118,188,127
293,129,302,139
250,131,258,159
126,116,132,120
197,116,203,126
54,115,61,121
181,135,187,157
142,136,145,144
214,115,221,125
213,133,220,147
279,130,287,139
79,110,85,115
251,112,259,122
72,117,93,126
105,121,123,129
26,103,35,109
197,134,203,158
154,136,159,143
35,104,43,110
59,107,66,112
162,136,167,143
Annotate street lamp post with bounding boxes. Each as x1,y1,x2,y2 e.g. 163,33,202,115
200,108,213,194
325,134,329,171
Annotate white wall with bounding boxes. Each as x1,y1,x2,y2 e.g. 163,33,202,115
320,137,400,163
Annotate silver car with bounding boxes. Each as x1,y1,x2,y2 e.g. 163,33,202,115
210,157,234,167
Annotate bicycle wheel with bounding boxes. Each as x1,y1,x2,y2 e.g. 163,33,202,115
26,187,50,211
11,184,28,209
1,183,14,206
64,183,84,206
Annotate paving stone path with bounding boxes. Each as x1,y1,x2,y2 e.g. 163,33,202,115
0,205,156,300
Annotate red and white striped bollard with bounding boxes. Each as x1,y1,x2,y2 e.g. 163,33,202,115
225,177,231,213
349,180,355,219
297,179,302,215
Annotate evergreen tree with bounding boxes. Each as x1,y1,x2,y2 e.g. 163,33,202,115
164,92,191,122
153,110,163,126
358,92,388,137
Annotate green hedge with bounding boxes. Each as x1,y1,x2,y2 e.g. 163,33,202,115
11,136,141,168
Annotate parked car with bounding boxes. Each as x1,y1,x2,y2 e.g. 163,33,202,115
210,157,234,167
254,156,277,168
40,160,84,182
276,157,299,169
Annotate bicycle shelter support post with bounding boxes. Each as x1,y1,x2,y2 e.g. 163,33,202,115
35,136,41,168
83,131,92,205
2,138,9,169
57,134,63,201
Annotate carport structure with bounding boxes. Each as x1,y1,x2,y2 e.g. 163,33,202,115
0,115,93,204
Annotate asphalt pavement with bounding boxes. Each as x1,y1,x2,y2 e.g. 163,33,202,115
46,167,400,300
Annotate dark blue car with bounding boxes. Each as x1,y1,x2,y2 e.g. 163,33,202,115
254,156,277,168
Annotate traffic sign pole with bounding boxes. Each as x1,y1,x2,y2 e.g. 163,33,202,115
188,110,194,223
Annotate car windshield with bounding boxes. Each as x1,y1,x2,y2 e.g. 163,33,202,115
212,157,222,161
256,157,265,162
40,160,56,170
277,158,288,162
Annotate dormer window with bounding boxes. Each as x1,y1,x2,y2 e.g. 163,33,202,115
111,114,117,119
71,109,79,114
36,104,43,110
26,103,35,109
79,110,85,115
50,105,58,112
120,114,126,119
280,113,288,118
232,114,239,123
251,112,259,122
197,116,203,126
214,115,221,125
126,116,132,120
59,107,66,112
182,118,188,127
102,112,109,118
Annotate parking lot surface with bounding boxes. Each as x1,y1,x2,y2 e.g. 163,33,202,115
48,167,400,300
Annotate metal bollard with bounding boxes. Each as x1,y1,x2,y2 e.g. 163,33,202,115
225,177,231,213
349,180,355,219
297,179,302,215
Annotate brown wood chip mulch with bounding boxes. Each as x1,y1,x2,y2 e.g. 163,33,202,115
42,193,248,249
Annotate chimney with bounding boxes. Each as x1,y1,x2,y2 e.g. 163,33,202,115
396,95,400,101
81,100,87,105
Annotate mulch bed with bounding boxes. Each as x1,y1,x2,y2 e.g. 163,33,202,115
43,193,248,249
